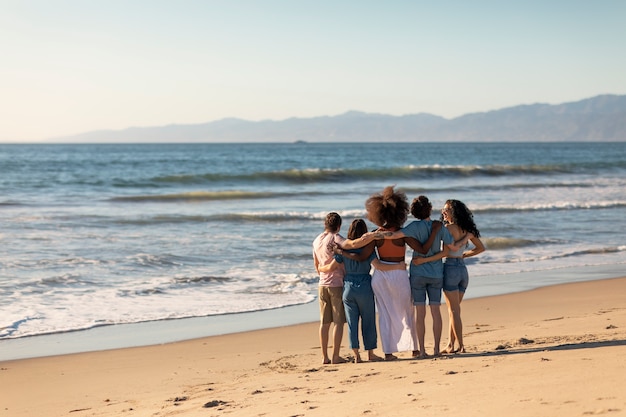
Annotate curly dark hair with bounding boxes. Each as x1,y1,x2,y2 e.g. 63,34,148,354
442,199,481,238
365,185,409,229
410,195,432,220
347,219,368,240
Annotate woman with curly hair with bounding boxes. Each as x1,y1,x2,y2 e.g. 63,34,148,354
439,199,485,353
412,199,485,354
365,186,439,360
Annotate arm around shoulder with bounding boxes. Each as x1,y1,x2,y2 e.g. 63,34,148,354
318,258,341,273
371,258,407,271
340,231,384,249
412,245,449,266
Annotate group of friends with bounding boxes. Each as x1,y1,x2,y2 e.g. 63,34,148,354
312,185,485,364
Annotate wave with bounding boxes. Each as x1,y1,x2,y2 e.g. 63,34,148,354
556,246,626,258
106,198,626,225
482,237,537,250
483,245,626,264
118,200,626,225
144,161,626,186
0,316,43,338
173,275,235,285
402,180,601,195
107,180,623,205
109,190,314,202
474,200,626,214
112,209,366,225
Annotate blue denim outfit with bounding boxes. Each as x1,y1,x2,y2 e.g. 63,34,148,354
401,219,454,305
443,257,469,293
335,249,377,350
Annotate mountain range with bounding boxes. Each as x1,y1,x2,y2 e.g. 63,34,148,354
51,94,626,143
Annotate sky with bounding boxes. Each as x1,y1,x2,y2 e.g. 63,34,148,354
1,0,625,142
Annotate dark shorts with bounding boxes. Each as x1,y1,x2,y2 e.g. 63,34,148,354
443,258,469,293
409,275,443,306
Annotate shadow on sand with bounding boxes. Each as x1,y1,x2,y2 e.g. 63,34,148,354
442,338,626,359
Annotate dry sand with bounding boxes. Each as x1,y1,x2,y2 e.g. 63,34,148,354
2,276,625,417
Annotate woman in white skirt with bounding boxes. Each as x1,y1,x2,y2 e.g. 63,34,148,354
363,186,439,360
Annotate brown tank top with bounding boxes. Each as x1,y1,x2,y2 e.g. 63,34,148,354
377,239,406,259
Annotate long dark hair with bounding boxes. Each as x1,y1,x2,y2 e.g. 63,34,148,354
442,199,480,238
347,219,368,240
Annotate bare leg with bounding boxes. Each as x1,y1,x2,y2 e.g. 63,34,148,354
331,322,346,364
320,323,331,364
448,290,463,353
410,305,419,357
457,291,466,353
442,291,457,353
431,304,442,356
352,348,362,363
415,305,427,358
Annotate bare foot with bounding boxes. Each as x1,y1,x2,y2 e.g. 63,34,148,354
323,358,331,365
442,345,465,354
332,356,348,364
385,354,398,361
368,353,384,362
412,350,428,359
353,355,363,364
442,344,456,354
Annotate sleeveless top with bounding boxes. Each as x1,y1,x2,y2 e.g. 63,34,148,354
377,239,406,259
447,243,466,258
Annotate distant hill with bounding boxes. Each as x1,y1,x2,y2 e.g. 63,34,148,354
50,94,626,143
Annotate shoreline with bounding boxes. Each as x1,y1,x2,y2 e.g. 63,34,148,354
1,263,624,362
2,274,625,417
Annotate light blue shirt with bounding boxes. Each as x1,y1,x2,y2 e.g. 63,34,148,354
401,219,453,278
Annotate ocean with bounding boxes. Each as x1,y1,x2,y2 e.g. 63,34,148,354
1,142,625,359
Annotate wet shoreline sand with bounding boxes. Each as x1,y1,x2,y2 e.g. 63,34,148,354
2,263,623,362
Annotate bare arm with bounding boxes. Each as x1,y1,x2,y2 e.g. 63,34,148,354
412,246,450,266
381,221,442,254
371,258,407,271
445,224,471,252
446,236,466,252
313,252,320,274
463,234,485,258
340,231,383,249
318,258,341,273
334,242,376,262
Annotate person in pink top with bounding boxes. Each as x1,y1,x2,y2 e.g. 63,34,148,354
313,212,348,364
313,212,382,364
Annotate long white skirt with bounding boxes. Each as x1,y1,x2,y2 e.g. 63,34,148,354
371,266,416,354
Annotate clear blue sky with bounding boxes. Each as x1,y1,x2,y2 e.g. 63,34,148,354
1,0,625,141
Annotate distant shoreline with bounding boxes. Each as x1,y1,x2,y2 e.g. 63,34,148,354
3,94,622,143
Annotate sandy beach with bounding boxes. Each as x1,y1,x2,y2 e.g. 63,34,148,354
2,276,625,417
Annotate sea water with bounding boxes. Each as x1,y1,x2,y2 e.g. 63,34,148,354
1,142,625,354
